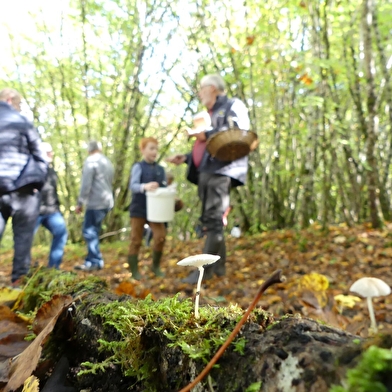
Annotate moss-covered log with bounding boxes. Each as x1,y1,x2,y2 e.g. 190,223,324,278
4,268,392,392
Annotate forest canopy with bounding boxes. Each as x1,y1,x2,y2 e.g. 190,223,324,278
1,0,392,241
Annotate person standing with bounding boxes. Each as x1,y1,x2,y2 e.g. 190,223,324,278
74,140,114,271
35,142,68,269
0,88,48,285
168,74,250,284
128,137,167,280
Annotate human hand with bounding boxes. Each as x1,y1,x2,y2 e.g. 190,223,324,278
186,125,205,136
75,205,83,214
174,198,184,212
166,154,186,165
144,182,159,192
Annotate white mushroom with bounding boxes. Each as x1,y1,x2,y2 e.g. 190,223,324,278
349,277,391,333
177,254,220,319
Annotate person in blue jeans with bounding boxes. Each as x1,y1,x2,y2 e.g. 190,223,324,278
35,142,68,269
74,141,114,271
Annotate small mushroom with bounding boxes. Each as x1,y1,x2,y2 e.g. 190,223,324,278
349,277,391,333
177,254,220,318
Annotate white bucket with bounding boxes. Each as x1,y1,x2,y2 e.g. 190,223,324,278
146,188,176,222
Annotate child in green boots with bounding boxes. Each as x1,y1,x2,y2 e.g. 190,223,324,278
128,137,167,280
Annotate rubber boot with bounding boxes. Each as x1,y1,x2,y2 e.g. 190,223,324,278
152,251,165,277
181,269,200,284
128,255,141,280
214,239,226,277
203,232,224,280
203,232,226,280
181,232,224,284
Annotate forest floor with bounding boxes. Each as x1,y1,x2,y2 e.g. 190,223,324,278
1,222,392,337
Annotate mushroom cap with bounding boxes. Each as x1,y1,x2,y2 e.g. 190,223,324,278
349,277,391,298
177,254,220,268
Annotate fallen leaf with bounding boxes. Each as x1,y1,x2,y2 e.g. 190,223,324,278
246,35,255,45
4,296,73,392
334,294,361,309
333,236,346,244
0,288,22,308
22,375,40,391
33,295,73,335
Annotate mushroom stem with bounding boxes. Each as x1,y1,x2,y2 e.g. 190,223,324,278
366,296,377,333
194,267,205,319
179,269,286,392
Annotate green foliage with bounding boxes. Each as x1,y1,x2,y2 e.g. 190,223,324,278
245,381,262,392
330,346,392,392
2,0,392,234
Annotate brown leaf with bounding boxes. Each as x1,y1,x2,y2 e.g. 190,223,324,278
299,290,321,309
299,73,313,85
4,296,73,392
115,281,136,297
0,306,30,362
246,35,255,45
345,320,369,336
32,294,73,335
0,358,11,383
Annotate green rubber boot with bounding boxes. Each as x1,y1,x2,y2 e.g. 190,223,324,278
128,255,141,280
152,251,165,277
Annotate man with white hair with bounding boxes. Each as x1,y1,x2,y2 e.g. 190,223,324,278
74,140,114,271
35,142,68,269
0,88,48,285
168,74,250,284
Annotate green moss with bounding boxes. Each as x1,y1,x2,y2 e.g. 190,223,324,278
88,294,269,386
330,346,392,392
15,268,271,390
245,381,262,392
18,267,108,313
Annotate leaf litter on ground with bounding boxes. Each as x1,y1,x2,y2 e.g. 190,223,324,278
1,222,392,338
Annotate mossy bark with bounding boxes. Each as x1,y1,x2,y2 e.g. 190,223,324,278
40,291,367,392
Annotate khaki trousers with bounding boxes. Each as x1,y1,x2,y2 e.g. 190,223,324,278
129,217,166,255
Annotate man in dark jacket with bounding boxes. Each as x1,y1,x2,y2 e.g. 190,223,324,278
35,142,68,269
168,74,250,284
0,88,48,284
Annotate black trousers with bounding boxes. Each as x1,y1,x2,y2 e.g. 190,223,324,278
198,173,230,272
198,172,231,233
0,186,41,282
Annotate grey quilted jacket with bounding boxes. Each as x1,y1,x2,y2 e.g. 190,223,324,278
0,101,48,195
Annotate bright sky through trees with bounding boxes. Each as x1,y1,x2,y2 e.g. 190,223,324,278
0,0,70,71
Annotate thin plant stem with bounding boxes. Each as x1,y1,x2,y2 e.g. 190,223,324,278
179,269,285,392
194,267,204,319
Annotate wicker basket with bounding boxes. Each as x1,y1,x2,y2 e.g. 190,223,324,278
206,129,258,161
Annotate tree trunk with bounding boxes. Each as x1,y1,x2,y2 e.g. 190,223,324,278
363,0,382,228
